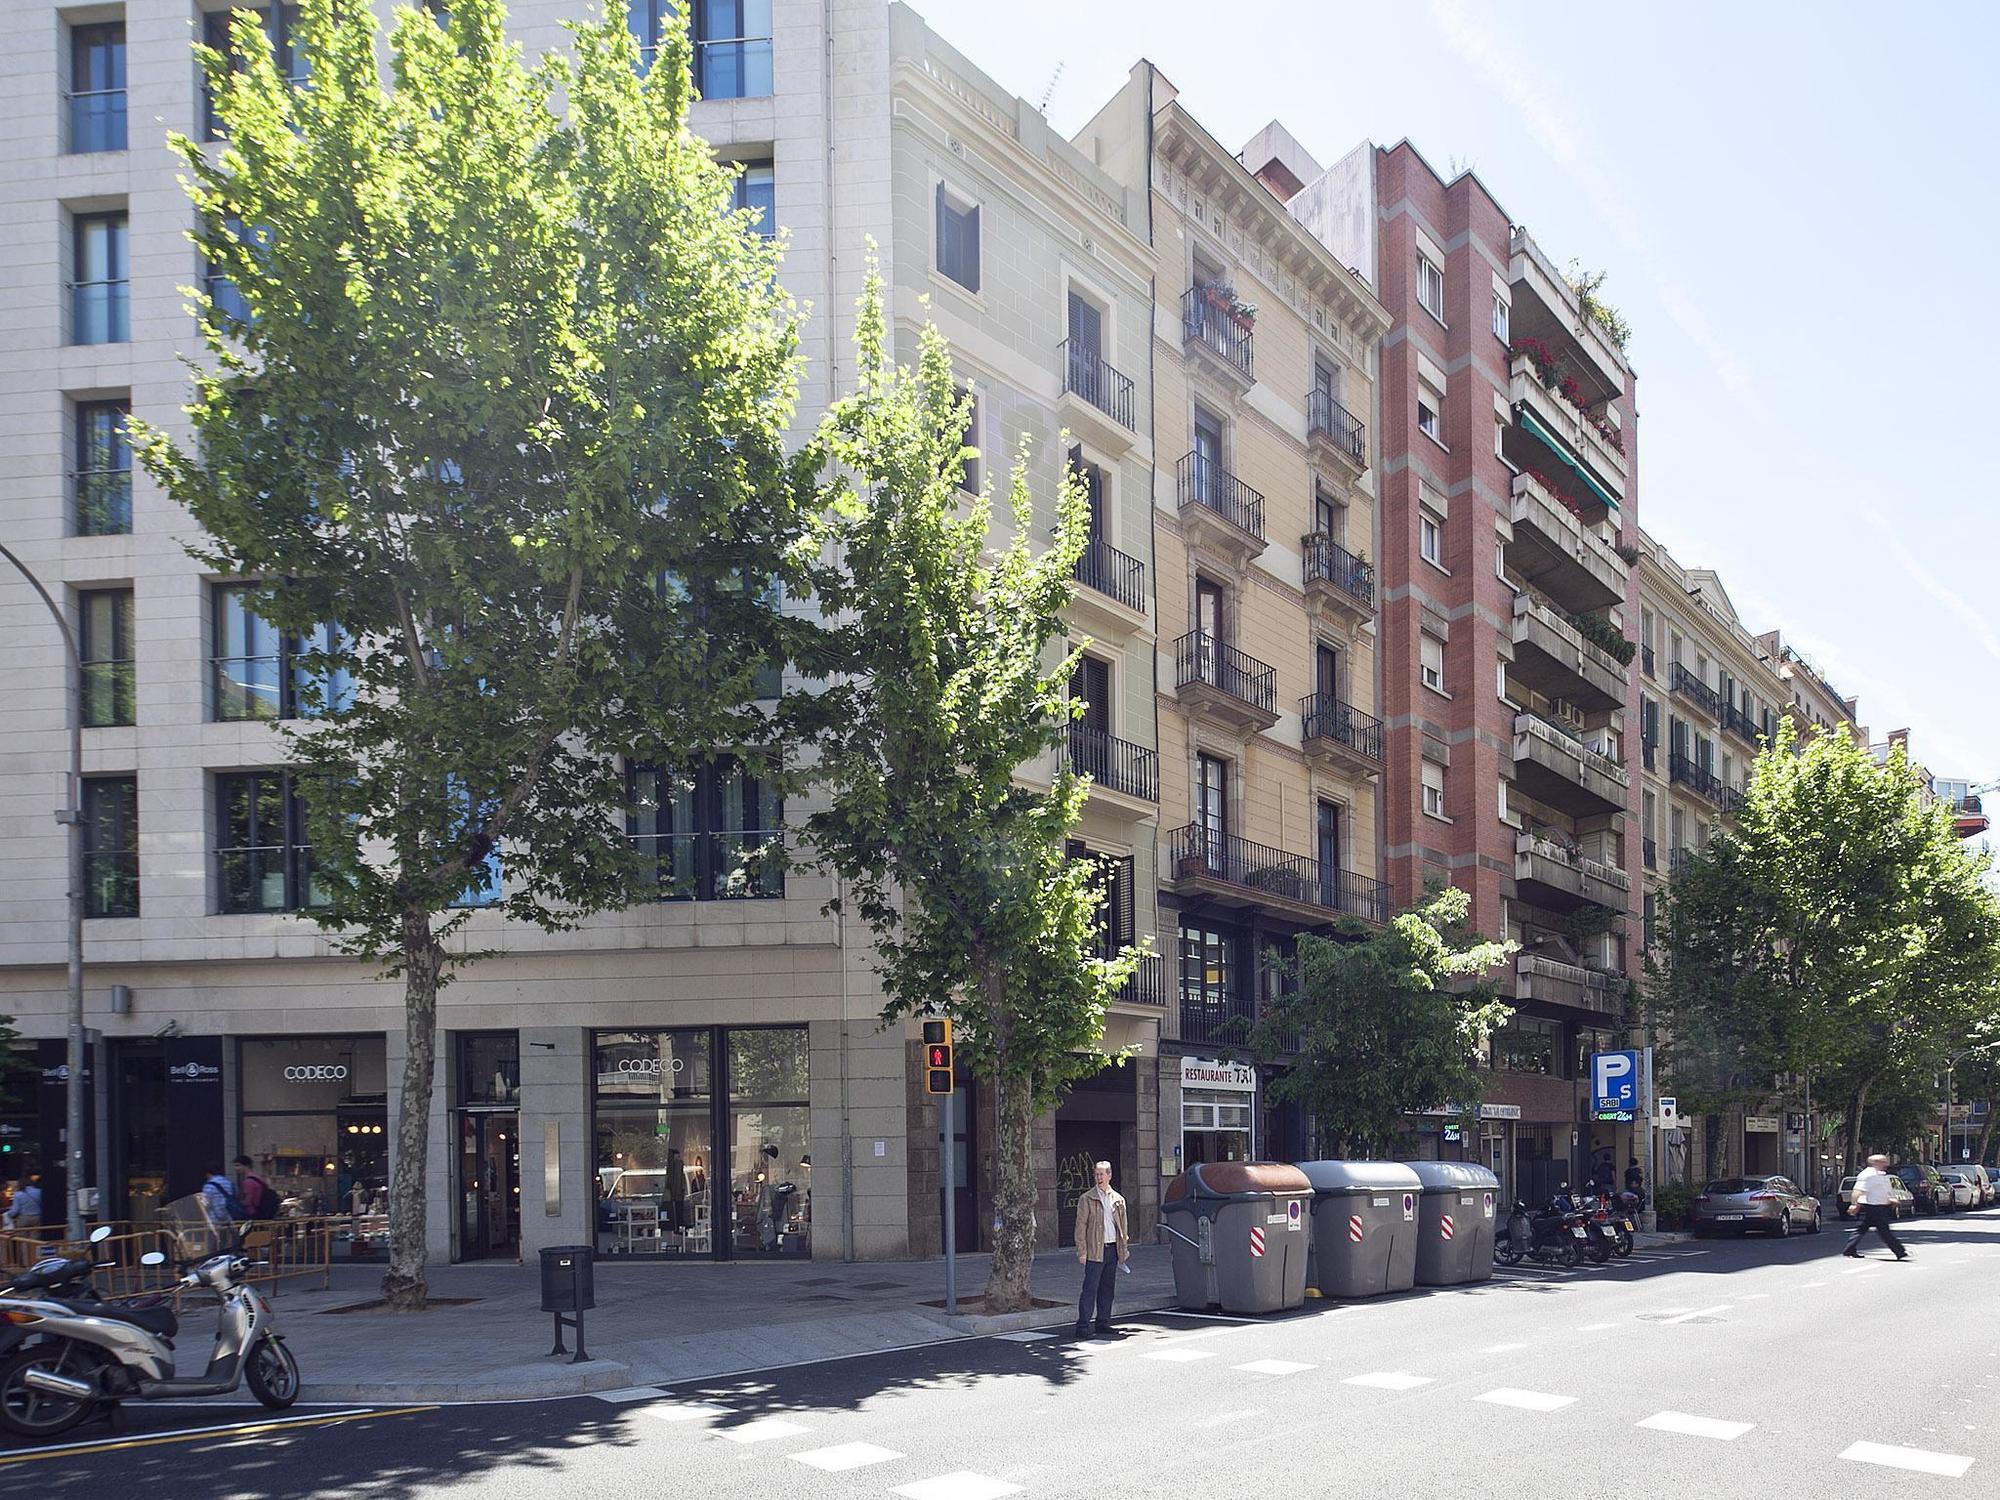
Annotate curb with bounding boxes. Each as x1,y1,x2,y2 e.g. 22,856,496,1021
302,1360,638,1405
932,1294,1179,1337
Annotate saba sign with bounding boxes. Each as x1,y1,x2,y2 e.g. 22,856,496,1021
1591,1050,1640,1117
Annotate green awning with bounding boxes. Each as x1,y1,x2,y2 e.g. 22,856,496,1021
1516,404,1620,513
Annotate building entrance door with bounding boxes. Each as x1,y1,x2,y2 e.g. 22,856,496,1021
457,1112,520,1261
1054,1120,1121,1248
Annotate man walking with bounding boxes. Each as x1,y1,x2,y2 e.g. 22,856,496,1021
1844,1153,1908,1260
1074,1160,1129,1338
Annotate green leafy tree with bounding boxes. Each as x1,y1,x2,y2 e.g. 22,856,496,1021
137,0,819,1307
1252,886,1515,1158
808,278,1137,1312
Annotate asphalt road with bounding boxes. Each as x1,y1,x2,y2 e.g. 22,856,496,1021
10,1207,1999,1499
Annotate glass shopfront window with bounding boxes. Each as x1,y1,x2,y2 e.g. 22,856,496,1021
1488,1016,1561,1077
238,1036,388,1259
591,1025,809,1260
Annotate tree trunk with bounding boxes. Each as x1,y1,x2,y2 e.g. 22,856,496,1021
382,911,444,1311
1976,1103,1997,1168
1847,1081,1871,1176
982,1061,1039,1314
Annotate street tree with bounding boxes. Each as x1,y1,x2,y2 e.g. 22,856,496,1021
137,0,819,1307
1252,885,1515,1159
809,280,1138,1313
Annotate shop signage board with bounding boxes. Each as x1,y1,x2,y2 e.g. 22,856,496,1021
1180,1057,1256,1091
1745,1115,1780,1133
1590,1050,1640,1115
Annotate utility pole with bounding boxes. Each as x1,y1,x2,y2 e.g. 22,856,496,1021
0,541,88,1239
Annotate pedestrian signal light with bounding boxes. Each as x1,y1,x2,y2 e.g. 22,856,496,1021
923,1019,954,1094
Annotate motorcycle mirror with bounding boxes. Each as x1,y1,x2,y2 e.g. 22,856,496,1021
89,1225,113,1244
140,1251,167,1266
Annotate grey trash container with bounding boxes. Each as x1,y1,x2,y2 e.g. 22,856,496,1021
1160,1162,1312,1314
1406,1161,1501,1285
1297,1161,1422,1298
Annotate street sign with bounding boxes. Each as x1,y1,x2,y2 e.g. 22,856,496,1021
1591,1050,1639,1115
1656,1096,1680,1129
1401,1192,1415,1222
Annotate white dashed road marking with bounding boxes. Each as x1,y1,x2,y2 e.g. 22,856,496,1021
992,1331,1055,1344
893,1473,1026,1500
1343,1372,1434,1390
1638,1411,1755,1441
589,1387,671,1404
1475,1388,1577,1413
1839,1442,1975,1478
648,1402,728,1425
713,1418,812,1445
1145,1348,1218,1363
791,1443,905,1472
1232,1359,1317,1376
1658,1305,1731,1324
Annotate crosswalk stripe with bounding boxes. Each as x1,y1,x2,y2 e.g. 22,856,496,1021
648,1402,728,1425
1638,1411,1755,1441
791,1442,905,1472
1145,1349,1218,1363
1342,1372,1434,1390
1839,1442,1974,1478
893,1473,1026,1500
1475,1388,1577,1412
1232,1359,1316,1376
713,1418,812,1445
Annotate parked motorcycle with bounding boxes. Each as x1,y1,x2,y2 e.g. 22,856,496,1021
0,1243,299,1438
1496,1199,1585,1267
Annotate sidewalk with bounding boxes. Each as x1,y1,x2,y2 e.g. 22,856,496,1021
265,1245,1181,1403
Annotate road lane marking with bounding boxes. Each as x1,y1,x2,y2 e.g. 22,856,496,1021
1658,1304,1731,1324
1577,1323,1617,1331
0,1406,430,1467
1232,1359,1316,1376
1194,1408,1264,1428
589,1387,672,1403
1839,1441,1974,1477
713,1418,812,1445
792,1442,905,1472
1799,1281,1827,1288
1343,1372,1434,1390
1638,1411,1755,1440
1145,1348,1218,1363
893,1473,1025,1500
1479,1343,1526,1353
992,1331,1055,1343
1475,1388,1577,1412
649,1402,730,1425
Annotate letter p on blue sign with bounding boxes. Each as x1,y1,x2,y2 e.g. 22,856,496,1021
1591,1050,1638,1114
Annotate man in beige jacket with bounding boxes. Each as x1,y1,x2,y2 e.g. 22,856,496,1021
1074,1160,1130,1337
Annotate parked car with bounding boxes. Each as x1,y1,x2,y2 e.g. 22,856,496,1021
1959,1163,1995,1206
1938,1170,1979,1210
1893,1162,1949,1214
1836,1173,1915,1221
1690,1175,1823,1237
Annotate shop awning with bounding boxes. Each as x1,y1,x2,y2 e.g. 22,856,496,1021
1516,405,1620,513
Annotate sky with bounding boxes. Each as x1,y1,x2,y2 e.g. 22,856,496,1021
912,0,1999,801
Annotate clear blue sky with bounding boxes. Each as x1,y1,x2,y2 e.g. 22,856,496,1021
914,0,1998,794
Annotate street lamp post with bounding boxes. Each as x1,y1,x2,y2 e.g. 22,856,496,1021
0,540,89,1239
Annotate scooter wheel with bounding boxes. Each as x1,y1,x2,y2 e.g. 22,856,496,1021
247,1338,301,1410
1614,1235,1634,1258
0,1344,101,1439
1496,1241,1523,1266
1556,1239,1579,1268
1586,1239,1611,1264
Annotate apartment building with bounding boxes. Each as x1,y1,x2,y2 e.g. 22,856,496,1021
0,0,1166,1264
1069,91,1391,1166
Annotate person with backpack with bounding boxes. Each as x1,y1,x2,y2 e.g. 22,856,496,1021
234,1155,277,1220
202,1165,248,1225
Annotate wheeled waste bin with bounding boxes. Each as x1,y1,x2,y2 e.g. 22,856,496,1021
1296,1161,1422,1298
1160,1162,1312,1314
1405,1161,1500,1285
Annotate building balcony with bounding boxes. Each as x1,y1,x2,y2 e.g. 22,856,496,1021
1067,537,1149,635
1668,751,1742,815
1515,954,1623,1018
1507,353,1627,507
1669,663,1723,720
1511,712,1628,816
1514,831,1629,913
1301,532,1374,628
1181,287,1255,387
1057,339,1138,454
1507,226,1630,398
1065,724,1159,814
1169,824,1389,927
1509,593,1627,710
1176,452,1266,566
1506,471,1626,613
1178,991,1260,1049
1300,694,1383,780
1113,951,1168,1009
1306,390,1367,477
1173,631,1279,732
1720,701,1761,745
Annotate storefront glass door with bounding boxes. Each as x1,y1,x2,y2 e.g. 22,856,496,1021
457,1113,520,1260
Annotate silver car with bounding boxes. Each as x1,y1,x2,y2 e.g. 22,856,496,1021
1937,1170,1979,1210
1691,1174,1823,1237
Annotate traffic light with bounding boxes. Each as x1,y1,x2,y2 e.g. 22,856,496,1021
923,1019,954,1094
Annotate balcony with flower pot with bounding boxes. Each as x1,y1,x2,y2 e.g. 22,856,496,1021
1300,531,1374,630
1181,284,1255,389
1300,694,1383,781
1505,470,1627,614
1514,953,1623,1017
1511,711,1628,817
1514,830,1630,913
1508,227,1630,398
1509,590,1629,710
1168,824,1388,927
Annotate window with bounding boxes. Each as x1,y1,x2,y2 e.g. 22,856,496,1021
1489,1016,1559,1076
1490,294,1508,342
1315,799,1342,906
203,6,308,140
952,386,980,492
1669,805,1685,854
730,160,774,237
1643,891,1658,950
69,22,127,154
693,0,772,99
935,182,980,292
627,759,784,901
1415,250,1445,321
73,400,132,536
446,776,502,909
211,585,353,721
628,0,673,71
71,211,128,345
1419,511,1443,567
1420,633,1445,694
204,217,267,332
1068,840,1136,960
1070,654,1111,734
1195,753,1229,858
1179,921,1241,1040
215,771,322,914
1421,759,1446,819
83,775,139,918
1416,379,1443,444
78,588,135,728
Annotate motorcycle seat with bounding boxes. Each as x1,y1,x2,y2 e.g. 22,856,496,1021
61,1299,178,1339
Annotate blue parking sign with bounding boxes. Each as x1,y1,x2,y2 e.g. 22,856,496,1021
1591,1050,1639,1114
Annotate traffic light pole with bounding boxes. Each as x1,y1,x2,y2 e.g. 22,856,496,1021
940,1085,957,1314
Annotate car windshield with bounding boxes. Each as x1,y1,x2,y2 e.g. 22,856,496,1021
1704,1178,1761,1194
1839,1177,1857,1190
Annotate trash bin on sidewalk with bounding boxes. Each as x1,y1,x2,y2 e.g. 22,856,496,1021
1160,1162,1312,1314
1296,1161,1422,1298
1405,1162,1500,1286
539,1245,595,1311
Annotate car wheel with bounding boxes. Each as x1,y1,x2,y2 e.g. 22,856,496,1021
1775,1210,1792,1238
1809,1208,1822,1234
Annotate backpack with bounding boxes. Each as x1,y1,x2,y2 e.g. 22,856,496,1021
243,1173,278,1220
204,1173,248,1222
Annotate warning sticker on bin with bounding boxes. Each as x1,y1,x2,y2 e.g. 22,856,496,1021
1266,1213,1289,1225
1249,1226,1266,1258
1287,1200,1303,1231
1401,1192,1415,1222
1441,1214,1455,1241
1372,1196,1390,1207
1482,1191,1494,1218
1346,1214,1364,1242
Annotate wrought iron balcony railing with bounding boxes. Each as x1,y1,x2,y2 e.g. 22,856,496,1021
1300,694,1384,764
1669,751,1727,807
1670,662,1723,718
1181,286,1254,381
1174,631,1276,715
1307,389,1366,466
1169,824,1389,924
1066,724,1159,803
1072,536,1147,613
1176,452,1265,539
1059,339,1137,431
1302,532,1374,609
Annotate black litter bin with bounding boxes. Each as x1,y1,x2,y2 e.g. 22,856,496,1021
1405,1161,1500,1285
1161,1161,1312,1314
1297,1161,1422,1298
540,1245,596,1311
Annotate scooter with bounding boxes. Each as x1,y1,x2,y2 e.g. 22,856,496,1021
1495,1200,1584,1268
0,1239,299,1439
